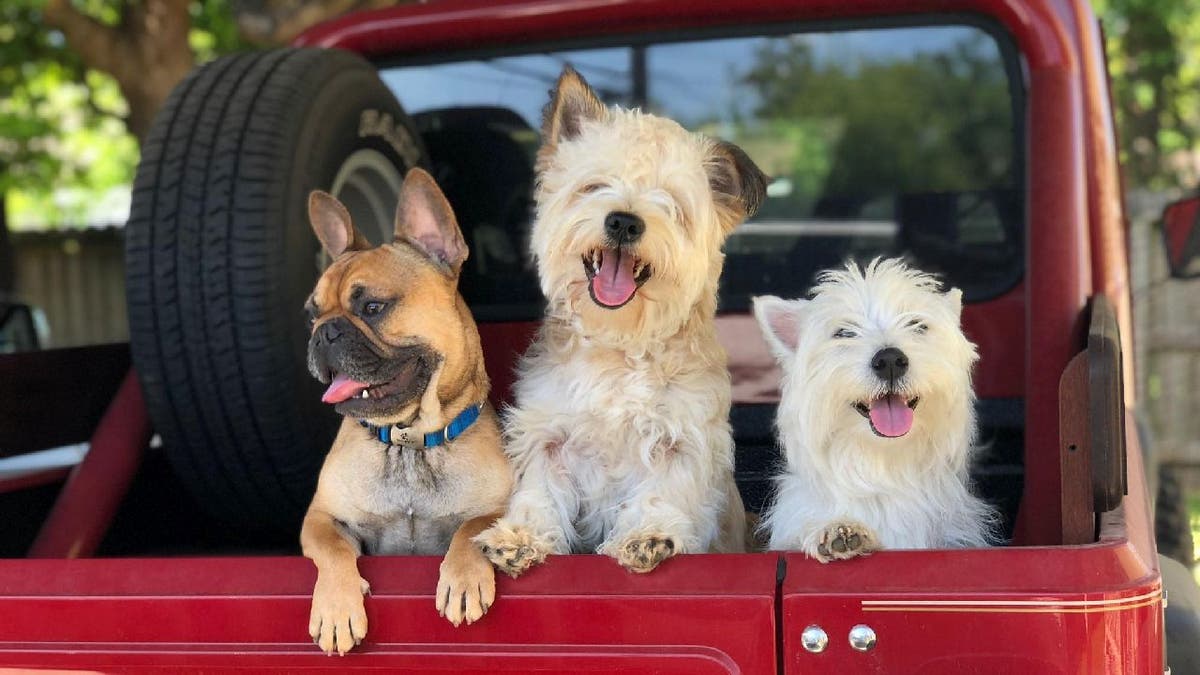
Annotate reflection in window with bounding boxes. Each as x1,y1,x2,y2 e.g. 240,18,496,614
383,23,1022,314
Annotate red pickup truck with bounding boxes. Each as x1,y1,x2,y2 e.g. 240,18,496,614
3,0,1200,672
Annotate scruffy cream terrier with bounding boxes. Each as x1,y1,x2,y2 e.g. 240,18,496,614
474,67,767,575
754,259,997,562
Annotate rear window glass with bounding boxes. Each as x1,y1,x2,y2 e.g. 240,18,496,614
382,22,1023,318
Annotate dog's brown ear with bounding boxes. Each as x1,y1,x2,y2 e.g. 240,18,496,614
753,295,805,361
309,190,369,258
707,140,769,231
394,167,468,274
542,66,607,147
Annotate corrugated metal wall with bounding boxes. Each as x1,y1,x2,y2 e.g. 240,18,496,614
1129,190,1200,467
10,228,128,349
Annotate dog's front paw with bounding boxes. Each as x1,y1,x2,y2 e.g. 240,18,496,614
812,522,878,563
612,534,676,573
474,524,548,579
437,548,496,626
309,572,370,655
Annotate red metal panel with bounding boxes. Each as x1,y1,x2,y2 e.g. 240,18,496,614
476,320,538,408
961,287,1026,399
0,554,778,673
783,585,1159,674
28,371,153,559
295,0,1066,67
780,417,1163,673
1011,0,1090,547
782,546,1160,674
0,648,751,673
1069,0,1137,403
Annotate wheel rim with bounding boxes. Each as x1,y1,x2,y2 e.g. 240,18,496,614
321,148,406,268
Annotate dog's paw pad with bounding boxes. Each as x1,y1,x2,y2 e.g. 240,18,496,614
475,527,546,579
615,535,676,573
814,523,877,562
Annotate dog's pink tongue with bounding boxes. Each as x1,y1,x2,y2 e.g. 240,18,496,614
592,249,637,307
322,373,369,404
869,394,913,438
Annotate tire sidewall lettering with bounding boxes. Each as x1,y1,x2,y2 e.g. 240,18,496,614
359,109,423,169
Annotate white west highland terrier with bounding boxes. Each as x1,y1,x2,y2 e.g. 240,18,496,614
475,67,767,575
754,259,997,561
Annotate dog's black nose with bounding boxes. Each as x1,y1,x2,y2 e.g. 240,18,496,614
871,347,908,382
604,211,644,243
318,320,342,344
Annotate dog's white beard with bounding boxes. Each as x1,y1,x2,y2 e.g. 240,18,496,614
765,384,994,551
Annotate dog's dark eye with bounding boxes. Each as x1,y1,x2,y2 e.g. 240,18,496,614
363,301,386,317
580,182,606,194
907,319,928,333
833,328,858,339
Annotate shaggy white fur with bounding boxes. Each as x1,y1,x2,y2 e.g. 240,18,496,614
475,67,766,575
754,259,998,561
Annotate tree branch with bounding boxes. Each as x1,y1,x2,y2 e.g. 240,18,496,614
42,0,125,74
43,0,195,142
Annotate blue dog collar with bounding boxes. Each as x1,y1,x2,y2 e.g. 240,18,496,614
359,404,482,449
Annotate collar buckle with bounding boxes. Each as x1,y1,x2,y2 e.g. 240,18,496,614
391,426,426,448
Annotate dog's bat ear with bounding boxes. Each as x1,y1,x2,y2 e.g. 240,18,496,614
541,66,607,147
309,190,369,258
753,295,805,360
707,139,769,231
945,287,964,318
394,167,468,275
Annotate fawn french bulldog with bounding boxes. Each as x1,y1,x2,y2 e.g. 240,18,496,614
301,168,511,655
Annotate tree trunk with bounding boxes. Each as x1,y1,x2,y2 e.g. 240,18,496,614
41,0,408,143
43,0,195,142
0,194,12,294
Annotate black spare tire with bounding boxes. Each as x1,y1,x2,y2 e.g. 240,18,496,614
126,47,426,532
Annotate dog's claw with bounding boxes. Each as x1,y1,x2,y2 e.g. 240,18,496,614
309,571,369,655
437,544,498,626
